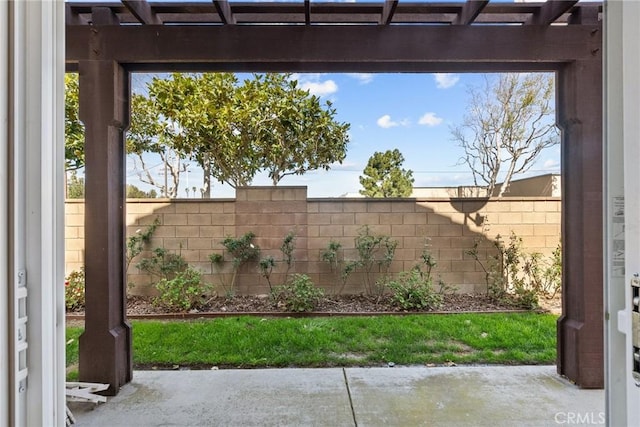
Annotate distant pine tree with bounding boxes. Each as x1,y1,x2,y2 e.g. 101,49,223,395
359,149,414,197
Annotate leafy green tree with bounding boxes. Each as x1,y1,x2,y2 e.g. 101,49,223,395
245,74,350,185
65,73,84,171
134,73,349,197
359,149,414,197
452,73,559,197
67,170,84,199
142,73,242,197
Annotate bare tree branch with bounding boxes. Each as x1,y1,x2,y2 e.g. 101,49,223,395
452,73,559,197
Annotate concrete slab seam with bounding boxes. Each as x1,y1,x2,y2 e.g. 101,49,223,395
342,368,358,427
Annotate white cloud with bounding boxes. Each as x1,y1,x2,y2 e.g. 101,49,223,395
418,112,444,127
346,73,374,84
299,79,338,97
543,159,560,169
377,115,410,129
377,115,397,128
434,73,460,89
329,161,359,170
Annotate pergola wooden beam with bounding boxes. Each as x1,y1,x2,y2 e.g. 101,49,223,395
91,6,120,25
527,0,578,25
65,1,593,26
380,0,399,25
66,25,600,67
213,0,236,25
122,0,161,25
454,0,489,25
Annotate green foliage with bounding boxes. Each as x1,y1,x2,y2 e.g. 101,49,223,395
257,232,298,291
127,184,158,199
350,225,398,296
547,243,563,297
271,274,324,312
467,232,561,309
359,149,414,197
321,240,342,272
126,218,160,274
137,247,188,281
245,74,351,185
321,240,350,295
210,232,260,294
64,268,85,311
414,239,454,294
516,242,562,302
66,170,84,199
65,73,84,172
388,268,444,311
222,232,260,267
281,231,296,265
341,261,359,293
208,253,224,264
153,267,211,312
259,256,276,291
419,240,437,278
280,231,297,279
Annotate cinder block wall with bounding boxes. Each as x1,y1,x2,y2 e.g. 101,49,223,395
65,186,561,296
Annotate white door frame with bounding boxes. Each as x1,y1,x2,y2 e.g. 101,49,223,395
2,0,65,425
605,1,640,425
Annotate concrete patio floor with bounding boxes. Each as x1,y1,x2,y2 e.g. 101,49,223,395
68,365,604,427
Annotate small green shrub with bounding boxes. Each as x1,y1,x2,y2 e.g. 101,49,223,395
137,247,188,280
467,232,561,310
321,240,350,295
222,232,260,267
65,268,85,311
522,243,562,299
415,239,454,294
271,274,324,312
257,232,298,291
280,231,296,280
352,225,398,296
210,232,260,295
321,240,342,272
321,228,398,296
126,217,160,273
153,267,211,312
388,268,443,311
259,256,276,291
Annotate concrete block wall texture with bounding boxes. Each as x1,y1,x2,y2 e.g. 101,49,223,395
64,187,561,296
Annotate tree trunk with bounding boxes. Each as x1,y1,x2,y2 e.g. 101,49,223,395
202,156,211,198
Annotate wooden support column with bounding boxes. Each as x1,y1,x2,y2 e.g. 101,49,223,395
77,60,131,395
556,55,603,388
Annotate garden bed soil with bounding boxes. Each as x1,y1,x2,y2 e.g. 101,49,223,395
67,293,561,318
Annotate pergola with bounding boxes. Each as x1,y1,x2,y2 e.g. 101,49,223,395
65,0,603,394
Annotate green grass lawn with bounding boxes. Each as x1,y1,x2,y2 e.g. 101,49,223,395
66,313,557,376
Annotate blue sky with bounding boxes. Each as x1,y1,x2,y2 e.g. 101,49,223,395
127,72,561,198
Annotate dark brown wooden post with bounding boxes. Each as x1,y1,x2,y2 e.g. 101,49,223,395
556,54,603,388
77,60,132,395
